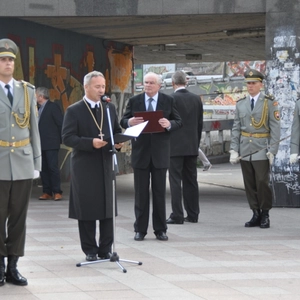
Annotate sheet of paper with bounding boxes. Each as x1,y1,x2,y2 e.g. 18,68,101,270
123,120,149,137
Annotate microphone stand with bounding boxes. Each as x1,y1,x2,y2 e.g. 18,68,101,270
76,99,142,273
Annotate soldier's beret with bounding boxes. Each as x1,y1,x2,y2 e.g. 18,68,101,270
0,38,18,59
244,69,264,82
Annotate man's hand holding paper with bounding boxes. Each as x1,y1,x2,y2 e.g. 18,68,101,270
129,116,144,126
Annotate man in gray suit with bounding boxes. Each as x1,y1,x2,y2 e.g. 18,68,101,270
0,39,41,286
230,69,280,229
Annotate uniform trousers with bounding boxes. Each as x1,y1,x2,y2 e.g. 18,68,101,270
41,149,62,195
78,218,113,256
169,156,199,221
0,179,32,257
240,159,272,210
133,161,167,235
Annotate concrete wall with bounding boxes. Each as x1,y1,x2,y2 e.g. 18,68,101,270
1,0,266,17
0,17,133,180
265,0,300,206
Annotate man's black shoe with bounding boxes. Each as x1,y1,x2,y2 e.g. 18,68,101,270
86,254,97,261
134,232,145,241
184,217,198,223
6,256,27,286
155,232,168,241
0,256,5,286
98,253,111,260
260,210,270,229
166,217,184,224
245,209,261,227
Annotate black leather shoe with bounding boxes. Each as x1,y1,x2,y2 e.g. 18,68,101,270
6,256,27,286
245,209,261,227
98,253,110,260
134,232,145,241
0,256,5,286
184,217,198,223
156,232,168,241
86,254,97,261
260,210,270,228
166,217,184,224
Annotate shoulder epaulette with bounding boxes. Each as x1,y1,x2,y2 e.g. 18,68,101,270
20,80,35,89
237,96,246,102
265,94,275,101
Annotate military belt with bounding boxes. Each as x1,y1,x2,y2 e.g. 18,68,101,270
0,138,30,147
241,131,270,138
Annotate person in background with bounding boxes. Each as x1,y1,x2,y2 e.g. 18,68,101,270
36,87,63,201
229,69,280,229
198,148,212,171
120,72,182,241
0,38,41,286
62,71,123,261
289,100,300,165
166,71,203,225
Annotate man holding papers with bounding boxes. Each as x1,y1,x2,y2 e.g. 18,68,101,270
120,72,182,241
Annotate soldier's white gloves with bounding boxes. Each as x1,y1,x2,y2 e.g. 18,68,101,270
33,170,40,179
229,150,240,164
290,153,299,164
266,152,274,165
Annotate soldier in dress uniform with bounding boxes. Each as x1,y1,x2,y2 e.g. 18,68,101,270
229,69,281,229
0,38,41,286
289,100,300,164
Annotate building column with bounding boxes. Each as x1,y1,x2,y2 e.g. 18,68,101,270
265,0,300,206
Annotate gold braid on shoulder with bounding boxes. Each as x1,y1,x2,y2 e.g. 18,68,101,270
13,82,30,129
251,98,269,130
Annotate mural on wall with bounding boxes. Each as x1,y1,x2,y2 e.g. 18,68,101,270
265,35,300,206
107,46,133,117
197,61,266,120
2,18,134,180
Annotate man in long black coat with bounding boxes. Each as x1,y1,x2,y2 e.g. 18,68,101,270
62,71,122,261
120,72,182,242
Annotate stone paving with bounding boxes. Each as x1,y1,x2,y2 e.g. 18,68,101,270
2,163,300,300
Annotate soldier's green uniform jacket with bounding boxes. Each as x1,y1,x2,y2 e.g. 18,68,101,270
0,80,41,180
230,92,281,161
290,100,300,154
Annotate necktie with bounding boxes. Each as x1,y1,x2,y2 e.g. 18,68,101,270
5,84,13,105
148,98,154,111
251,98,254,111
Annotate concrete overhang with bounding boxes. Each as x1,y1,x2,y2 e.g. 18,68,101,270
2,0,268,64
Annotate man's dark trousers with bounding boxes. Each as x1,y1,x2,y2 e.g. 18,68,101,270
169,156,199,221
41,149,62,195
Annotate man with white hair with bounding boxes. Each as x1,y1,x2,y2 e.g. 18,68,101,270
121,72,182,241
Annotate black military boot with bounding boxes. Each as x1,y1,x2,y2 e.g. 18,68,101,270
5,256,28,286
0,256,5,286
245,209,261,227
260,210,270,228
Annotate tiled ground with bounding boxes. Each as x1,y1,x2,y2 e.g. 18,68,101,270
2,163,300,299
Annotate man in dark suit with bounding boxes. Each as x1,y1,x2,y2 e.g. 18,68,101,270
166,71,203,224
62,71,123,261
36,87,64,201
120,72,182,241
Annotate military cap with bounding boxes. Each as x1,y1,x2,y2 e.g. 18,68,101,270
244,69,264,82
0,38,18,59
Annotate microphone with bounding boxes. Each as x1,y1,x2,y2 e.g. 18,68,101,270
101,95,111,103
